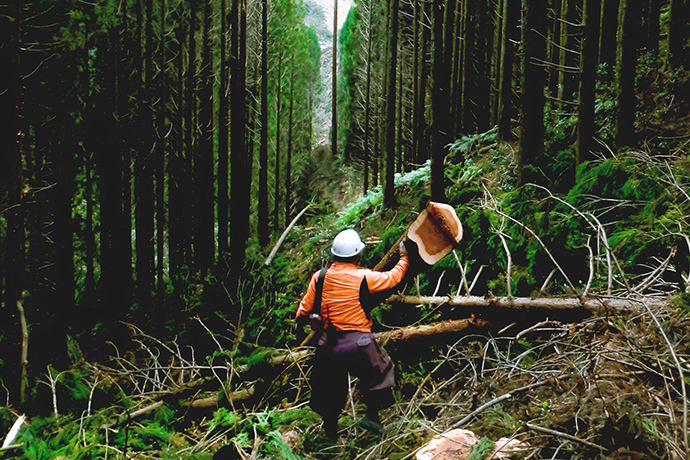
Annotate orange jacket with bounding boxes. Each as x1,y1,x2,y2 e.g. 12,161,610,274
296,257,409,332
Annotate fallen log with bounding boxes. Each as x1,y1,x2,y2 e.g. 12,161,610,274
385,294,669,313
373,317,489,342
183,387,255,409
179,318,487,409
106,401,165,428
265,204,311,266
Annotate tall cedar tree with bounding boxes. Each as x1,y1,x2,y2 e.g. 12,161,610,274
577,0,601,165
497,0,519,141
258,0,269,247
599,0,619,66
430,0,450,202
135,0,156,309
285,57,295,226
384,0,399,206
363,0,375,191
614,0,641,149
0,0,24,405
96,27,126,319
274,53,283,231
219,0,230,256
517,0,547,187
186,0,199,272
557,0,579,110
413,1,429,166
169,22,186,276
230,0,250,286
197,0,216,272
157,0,167,297
332,0,339,161
666,0,689,69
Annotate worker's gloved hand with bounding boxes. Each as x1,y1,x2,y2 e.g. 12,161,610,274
294,315,309,344
399,240,408,258
295,315,309,329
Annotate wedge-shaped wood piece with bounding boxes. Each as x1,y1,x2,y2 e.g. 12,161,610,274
407,201,463,265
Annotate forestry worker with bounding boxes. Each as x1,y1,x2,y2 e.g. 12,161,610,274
295,229,409,440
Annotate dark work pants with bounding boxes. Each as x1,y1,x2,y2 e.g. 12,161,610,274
309,330,395,420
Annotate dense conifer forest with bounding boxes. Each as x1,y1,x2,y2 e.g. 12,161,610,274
1,0,690,458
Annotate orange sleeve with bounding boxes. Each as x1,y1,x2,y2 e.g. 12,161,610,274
295,270,319,320
363,256,409,293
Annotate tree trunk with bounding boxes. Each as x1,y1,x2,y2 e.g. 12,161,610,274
169,25,186,276
517,0,547,186
598,0,619,66
497,0,518,141
230,0,249,287
284,58,295,227
450,0,464,135
430,0,449,202
474,0,491,132
415,2,430,165
274,53,283,232
647,0,660,56
557,0,579,109
258,0,269,247
1,0,25,406
363,0,374,192
577,0,601,165
218,0,230,257
385,293,669,313
384,0,398,207
136,0,156,308
614,0,640,150
461,0,477,133
196,0,216,272
156,0,167,297
666,0,689,69
185,0,198,273
547,0,562,97
332,0,339,161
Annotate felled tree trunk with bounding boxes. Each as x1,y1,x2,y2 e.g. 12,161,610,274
374,317,488,342
386,294,669,313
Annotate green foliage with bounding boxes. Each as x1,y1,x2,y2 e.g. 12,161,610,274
467,436,495,460
210,407,240,432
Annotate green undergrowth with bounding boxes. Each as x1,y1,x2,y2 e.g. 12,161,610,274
4,122,690,458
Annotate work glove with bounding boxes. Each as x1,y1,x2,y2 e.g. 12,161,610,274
399,240,409,258
295,315,309,329
294,315,309,343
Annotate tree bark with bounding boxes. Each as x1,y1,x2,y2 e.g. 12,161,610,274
598,0,619,66
385,293,668,313
577,0,601,165
258,0,270,247
614,0,640,150
284,58,295,227
430,0,449,202
230,0,249,287
332,0,339,161
274,53,283,232
666,0,688,69
156,0,167,297
497,0,518,141
363,0,374,191
517,0,547,186
196,0,216,272
136,0,156,308
218,0,230,256
384,0,399,207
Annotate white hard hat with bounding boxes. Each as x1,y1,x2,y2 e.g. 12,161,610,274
331,229,365,258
